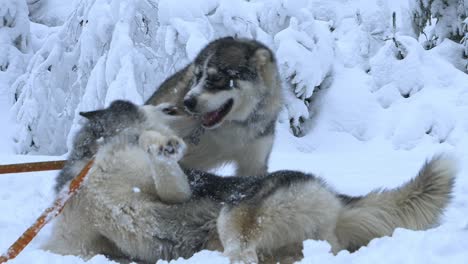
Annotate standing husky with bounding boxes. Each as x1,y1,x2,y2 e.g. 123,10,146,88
146,37,283,176
44,101,456,263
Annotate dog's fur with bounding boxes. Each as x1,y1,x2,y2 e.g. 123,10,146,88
44,102,456,264
54,37,281,193
53,100,197,193
145,37,283,176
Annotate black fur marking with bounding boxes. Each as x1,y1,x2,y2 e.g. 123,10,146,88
185,169,317,206
192,37,274,93
337,194,363,206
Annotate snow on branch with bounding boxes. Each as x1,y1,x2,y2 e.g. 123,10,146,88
0,0,31,101
11,0,340,154
10,0,468,154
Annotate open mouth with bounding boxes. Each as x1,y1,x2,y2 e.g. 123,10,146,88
201,99,234,128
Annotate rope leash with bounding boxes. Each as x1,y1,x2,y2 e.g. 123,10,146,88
0,159,94,263
0,160,66,174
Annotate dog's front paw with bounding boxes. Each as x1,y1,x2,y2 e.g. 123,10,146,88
139,131,186,161
159,136,186,160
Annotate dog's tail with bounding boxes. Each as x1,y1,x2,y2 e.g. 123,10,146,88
335,155,456,252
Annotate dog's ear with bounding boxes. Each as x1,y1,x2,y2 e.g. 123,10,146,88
186,64,197,79
79,110,104,120
108,100,138,112
251,48,277,87
252,48,273,68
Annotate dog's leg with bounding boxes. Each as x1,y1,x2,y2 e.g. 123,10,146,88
235,135,273,176
217,179,343,262
217,205,260,263
138,130,191,203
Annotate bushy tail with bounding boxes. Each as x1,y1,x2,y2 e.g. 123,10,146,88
335,155,457,252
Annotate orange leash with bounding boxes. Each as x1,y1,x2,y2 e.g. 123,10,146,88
0,160,66,174
0,159,94,263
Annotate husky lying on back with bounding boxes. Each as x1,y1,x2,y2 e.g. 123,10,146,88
146,37,283,176
44,101,456,263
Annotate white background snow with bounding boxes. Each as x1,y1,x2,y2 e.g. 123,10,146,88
0,0,467,263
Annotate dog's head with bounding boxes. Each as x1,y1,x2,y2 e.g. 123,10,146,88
79,100,145,137
79,100,196,138
183,37,278,129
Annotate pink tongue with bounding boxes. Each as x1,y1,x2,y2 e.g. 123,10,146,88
203,111,221,126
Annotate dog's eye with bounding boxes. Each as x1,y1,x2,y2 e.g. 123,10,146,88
226,69,238,78
210,74,223,82
194,72,203,82
162,106,178,116
208,74,226,87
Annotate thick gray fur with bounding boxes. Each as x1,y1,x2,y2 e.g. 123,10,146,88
54,100,144,193
54,100,196,193
44,102,457,263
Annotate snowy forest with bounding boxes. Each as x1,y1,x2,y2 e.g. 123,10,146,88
1,0,465,155
0,0,468,263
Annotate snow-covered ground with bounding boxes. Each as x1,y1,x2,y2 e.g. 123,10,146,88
1,120,468,264
1,0,468,263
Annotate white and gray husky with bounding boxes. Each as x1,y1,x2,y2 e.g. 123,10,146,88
145,37,283,177
44,100,456,264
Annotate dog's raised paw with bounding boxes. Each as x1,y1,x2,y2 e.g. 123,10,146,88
139,131,186,161
160,136,186,160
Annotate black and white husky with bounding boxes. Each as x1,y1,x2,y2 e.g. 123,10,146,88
146,37,283,176
44,101,456,264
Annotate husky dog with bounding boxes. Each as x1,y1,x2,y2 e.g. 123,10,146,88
45,102,221,262
53,100,197,193
44,102,456,263
145,37,283,176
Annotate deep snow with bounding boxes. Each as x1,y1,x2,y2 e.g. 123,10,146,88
1,0,468,263
1,122,468,264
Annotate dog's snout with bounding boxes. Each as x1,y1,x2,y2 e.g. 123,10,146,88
183,97,197,111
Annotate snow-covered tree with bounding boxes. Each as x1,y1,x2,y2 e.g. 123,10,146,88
11,0,340,154
12,0,164,154
411,0,467,71
10,0,467,155
0,0,31,99
26,0,72,26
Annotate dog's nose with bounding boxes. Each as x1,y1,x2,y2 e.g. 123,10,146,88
183,97,197,111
